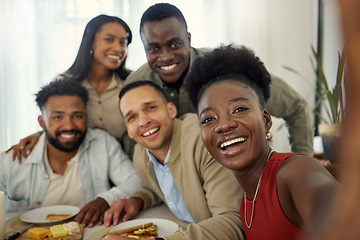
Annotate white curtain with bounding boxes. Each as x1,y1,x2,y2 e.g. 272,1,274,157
1,0,340,151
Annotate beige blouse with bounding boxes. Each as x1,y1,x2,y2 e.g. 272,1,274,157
81,74,129,147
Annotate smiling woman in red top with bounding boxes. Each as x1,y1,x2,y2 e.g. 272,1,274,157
185,44,338,239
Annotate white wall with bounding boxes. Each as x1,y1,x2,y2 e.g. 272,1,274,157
323,0,343,90
219,0,319,152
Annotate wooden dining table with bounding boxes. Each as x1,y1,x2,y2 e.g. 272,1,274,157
5,204,189,240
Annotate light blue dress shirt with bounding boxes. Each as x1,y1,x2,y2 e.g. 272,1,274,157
147,148,194,223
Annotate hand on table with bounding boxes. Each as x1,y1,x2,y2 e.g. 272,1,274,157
75,197,109,228
103,197,144,227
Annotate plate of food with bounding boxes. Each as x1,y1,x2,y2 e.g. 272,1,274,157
21,205,80,224
110,218,179,238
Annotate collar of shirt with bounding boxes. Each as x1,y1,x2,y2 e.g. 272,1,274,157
145,147,195,223
82,73,122,92
146,146,171,169
43,144,82,178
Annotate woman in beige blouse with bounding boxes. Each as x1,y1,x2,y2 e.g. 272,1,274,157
8,14,133,159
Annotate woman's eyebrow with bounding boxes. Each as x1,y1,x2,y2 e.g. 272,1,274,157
228,97,248,105
199,97,249,116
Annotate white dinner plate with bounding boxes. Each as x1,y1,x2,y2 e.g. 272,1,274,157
21,205,80,224
111,218,179,237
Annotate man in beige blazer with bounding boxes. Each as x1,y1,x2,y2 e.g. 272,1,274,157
103,81,245,240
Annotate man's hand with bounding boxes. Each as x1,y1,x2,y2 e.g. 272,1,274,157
103,197,144,227
74,197,110,228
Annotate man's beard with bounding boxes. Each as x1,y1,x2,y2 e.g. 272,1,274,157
44,126,86,152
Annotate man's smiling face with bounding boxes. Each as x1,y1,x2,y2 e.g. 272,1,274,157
120,85,177,155
39,95,87,153
140,17,191,84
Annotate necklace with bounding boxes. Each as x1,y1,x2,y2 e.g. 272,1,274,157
244,149,275,229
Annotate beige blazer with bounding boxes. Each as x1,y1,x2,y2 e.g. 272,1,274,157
133,114,245,240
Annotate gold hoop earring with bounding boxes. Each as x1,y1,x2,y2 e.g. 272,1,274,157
266,131,273,140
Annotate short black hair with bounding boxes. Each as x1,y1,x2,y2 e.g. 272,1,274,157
140,3,188,31
35,78,88,112
185,44,271,110
119,80,170,103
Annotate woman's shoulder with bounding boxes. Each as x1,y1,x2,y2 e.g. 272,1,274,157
276,153,336,198
277,153,326,179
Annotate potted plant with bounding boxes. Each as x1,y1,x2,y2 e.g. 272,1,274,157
311,46,345,161
285,46,345,161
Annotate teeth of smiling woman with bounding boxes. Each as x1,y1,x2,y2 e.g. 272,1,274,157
142,127,160,137
220,137,246,149
161,64,176,70
107,55,120,59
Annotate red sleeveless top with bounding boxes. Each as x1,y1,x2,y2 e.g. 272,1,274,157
240,152,307,240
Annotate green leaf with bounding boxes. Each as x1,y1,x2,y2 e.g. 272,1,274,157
311,46,345,124
285,46,345,124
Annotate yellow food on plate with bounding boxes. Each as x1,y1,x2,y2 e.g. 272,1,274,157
63,221,80,235
45,213,72,221
28,228,50,240
50,224,67,238
27,221,81,240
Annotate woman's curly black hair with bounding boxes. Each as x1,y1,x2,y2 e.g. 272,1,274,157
185,44,271,111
